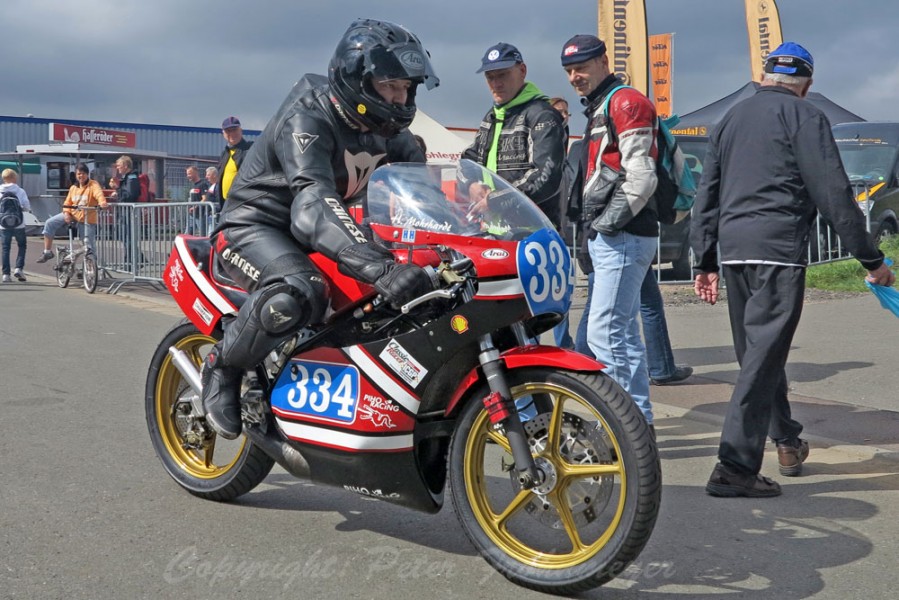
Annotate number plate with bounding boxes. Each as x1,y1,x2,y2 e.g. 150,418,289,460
516,228,574,317
271,360,360,424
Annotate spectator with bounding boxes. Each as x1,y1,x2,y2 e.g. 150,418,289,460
691,42,895,498
200,19,437,439
203,166,220,233
185,165,209,235
1,168,30,282
561,34,660,430
548,95,575,349
35,162,107,263
462,42,566,229
215,116,253,210
109,155,143,270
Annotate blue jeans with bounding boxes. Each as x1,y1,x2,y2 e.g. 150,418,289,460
552,314,574,348
576,269,679,380
640,268,678,380
2,228,26,274
43,213,97,252
586,232,657,424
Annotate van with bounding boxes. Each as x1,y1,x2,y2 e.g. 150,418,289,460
833,122,899,241
658,135,707,280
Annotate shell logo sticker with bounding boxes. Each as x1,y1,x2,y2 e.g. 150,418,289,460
450,315,469,334
481,248,509,260
357,104,367,115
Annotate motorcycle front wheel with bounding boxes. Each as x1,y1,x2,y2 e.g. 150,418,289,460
448,368,661,595
145,319,274,501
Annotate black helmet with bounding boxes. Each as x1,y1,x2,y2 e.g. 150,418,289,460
329,18,439,137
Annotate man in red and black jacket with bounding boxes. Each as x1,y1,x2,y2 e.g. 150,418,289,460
562,34,660,431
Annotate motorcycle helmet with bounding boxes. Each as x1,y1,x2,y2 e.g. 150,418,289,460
329,18,439,137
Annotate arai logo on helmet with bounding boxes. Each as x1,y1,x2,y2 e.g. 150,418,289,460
481,249,509,260
399,50,424,71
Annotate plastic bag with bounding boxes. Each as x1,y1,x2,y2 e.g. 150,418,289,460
865,258,899,318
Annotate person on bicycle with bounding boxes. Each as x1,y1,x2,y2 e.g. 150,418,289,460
35,163,108,263
201,18,440,439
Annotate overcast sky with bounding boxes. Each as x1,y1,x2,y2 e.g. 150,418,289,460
5,0,897,136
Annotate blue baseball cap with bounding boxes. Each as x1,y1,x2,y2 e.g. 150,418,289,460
764,42,814,77
476,42,523,73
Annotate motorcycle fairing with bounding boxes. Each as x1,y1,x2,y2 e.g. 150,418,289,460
443,346,606,417
165,236,238,335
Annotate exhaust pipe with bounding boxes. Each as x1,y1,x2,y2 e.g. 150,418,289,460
244,424,311,479
168,347,203,396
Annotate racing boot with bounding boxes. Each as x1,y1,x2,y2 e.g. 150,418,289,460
201,343,243,440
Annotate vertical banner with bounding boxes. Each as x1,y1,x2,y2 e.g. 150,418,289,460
744,0,783,82
649,33,673,119
598,0,649,96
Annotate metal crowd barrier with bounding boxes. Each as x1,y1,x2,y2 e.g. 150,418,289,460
93,201,218,293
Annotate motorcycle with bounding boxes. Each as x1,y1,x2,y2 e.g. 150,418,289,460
145,159,661,594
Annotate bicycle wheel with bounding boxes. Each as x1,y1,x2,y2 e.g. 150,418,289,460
56,251,71,288
83,252,98,294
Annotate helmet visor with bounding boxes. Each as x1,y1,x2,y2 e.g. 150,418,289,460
365,43,439,90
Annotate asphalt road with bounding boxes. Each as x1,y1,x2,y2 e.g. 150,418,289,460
2,276,899,599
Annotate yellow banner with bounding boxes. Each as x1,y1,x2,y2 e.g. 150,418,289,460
598,0,649,95
649,33,672,119
744,0,783,82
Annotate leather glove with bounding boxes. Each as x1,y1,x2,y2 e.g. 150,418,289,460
337,242,432,307
337,242,394,284
374,263,433,308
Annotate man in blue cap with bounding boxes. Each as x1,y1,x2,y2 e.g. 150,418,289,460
462,42,566,227
691,42,895,497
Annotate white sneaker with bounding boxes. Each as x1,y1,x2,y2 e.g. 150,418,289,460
1,274,11,283
13,268,26,282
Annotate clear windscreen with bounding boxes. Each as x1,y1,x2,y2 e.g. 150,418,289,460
365,159,554,239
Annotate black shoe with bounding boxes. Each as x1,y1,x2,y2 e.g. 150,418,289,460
201,347,243,440
705,462,781,498
651,365,694,386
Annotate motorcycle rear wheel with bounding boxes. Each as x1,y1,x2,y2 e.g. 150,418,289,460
448,368,661,594
145,319,274,501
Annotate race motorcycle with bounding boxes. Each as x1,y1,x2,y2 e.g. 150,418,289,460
146,159,661,594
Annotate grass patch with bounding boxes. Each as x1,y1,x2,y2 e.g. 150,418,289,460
806,235,899,292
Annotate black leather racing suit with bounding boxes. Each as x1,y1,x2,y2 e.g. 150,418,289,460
210,73,424,368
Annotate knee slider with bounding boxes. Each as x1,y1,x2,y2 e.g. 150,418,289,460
282,273,328,325
257,282,305,334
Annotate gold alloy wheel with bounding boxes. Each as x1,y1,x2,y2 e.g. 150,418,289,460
463,382,626,569
153,331,246,479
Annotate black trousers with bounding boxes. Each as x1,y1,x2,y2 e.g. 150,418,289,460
719,264,805,475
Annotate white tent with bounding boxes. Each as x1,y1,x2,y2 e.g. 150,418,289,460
409,110,469,162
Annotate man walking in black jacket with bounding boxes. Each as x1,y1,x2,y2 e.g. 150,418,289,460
691,42,895,498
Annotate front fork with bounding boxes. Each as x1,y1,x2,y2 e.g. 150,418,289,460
477,332,542,490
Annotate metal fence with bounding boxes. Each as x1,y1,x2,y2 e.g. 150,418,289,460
92,201,217,292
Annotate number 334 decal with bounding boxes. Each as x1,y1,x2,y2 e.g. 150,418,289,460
517,229,574,317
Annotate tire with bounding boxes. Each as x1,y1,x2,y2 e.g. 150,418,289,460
875,219,897,246
83,252,98,294
145,319,275,501
56,251,71,288
448,368,661,595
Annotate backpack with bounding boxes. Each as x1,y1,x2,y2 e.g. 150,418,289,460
137,173,154,202
0,190,23,229
600,85,696,224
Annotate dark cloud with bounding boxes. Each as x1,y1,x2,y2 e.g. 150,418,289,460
4,0,896,135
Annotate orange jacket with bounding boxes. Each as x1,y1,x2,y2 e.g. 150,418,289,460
63,179,108,224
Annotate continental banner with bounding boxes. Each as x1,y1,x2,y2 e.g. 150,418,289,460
598,0,648,95
649,33,672,119
744,0,783,82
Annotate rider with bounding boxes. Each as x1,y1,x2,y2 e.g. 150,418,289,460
201,19,440,439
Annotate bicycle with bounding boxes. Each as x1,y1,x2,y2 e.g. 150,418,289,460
55,215,100,294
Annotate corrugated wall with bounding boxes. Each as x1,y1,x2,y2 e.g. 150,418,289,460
0,115,260,159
